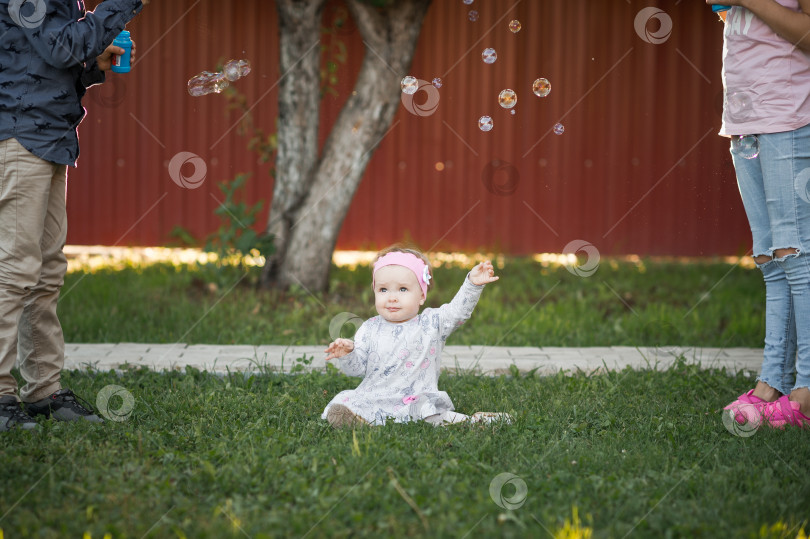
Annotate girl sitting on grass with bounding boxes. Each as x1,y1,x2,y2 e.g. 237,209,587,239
321,245,509,428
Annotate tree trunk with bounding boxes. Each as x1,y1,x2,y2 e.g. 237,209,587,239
261,0,327,287
262,0,432,292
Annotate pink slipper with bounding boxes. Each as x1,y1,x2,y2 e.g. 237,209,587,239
760,396,810,429
724,389,767,424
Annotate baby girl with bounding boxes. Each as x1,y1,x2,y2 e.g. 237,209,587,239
321,246,509,427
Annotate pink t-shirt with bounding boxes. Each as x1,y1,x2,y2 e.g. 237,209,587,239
721,0,810,135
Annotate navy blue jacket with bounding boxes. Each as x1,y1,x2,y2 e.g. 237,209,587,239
0,0,143,166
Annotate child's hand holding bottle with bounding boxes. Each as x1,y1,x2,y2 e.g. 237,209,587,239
706,1,731,12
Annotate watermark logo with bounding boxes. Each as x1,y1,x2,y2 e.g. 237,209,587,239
795,167,810,204
328,312,363,341
722,407,761,438
88,77,127,109
481,159,519,196
489,473,527,510
168,151,207,189
96,385,135,422
634,7,672,44
401,78,440,117
562,240,600,277
8,0,46,29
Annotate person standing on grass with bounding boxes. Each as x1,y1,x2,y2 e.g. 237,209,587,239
0,0,150,432
710,0,810,428
322,245,511,428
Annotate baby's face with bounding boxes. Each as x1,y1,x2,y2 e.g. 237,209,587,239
373,265,425,323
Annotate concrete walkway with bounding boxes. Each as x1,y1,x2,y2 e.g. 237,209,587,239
64,343,764,376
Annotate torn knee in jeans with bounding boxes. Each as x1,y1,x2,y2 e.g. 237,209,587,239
773,247,800,261
754,254,773,266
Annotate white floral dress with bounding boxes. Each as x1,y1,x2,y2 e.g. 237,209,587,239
321,276,485,425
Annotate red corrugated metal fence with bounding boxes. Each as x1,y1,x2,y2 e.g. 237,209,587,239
72,0,748,256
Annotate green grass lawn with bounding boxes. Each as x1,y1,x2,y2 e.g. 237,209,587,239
3,256,800,538
1,363,807,538
58,257,765,347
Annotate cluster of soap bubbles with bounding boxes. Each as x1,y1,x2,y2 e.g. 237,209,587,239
475,15,560,134
188,59,251,97
463,0,478,21
401,75,444,94
476,73,557,132
478,73,558,132
400,4,563,137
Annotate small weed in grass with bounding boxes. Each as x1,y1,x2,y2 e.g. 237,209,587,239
0,363,807,538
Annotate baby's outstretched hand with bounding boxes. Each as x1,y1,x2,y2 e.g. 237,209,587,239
325,338,354,361
469,260,500,285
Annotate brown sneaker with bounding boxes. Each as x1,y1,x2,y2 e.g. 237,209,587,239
327,404,368,428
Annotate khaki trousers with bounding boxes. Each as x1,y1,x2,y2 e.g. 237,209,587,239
0,138,68,402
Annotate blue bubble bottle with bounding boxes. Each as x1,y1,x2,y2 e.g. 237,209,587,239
111,30,132,73
712,5,731,12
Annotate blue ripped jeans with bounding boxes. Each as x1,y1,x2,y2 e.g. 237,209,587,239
732,124,810,394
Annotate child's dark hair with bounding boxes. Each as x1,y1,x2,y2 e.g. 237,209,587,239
372,244,434,292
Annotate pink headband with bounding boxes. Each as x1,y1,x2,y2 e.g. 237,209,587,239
373,252,431,297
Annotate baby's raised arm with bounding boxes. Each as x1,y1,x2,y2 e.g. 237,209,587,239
324,338,355,361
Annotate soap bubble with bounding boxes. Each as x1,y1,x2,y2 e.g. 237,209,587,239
726,91,754,123
532,78,550,97
463,0,473,4
432,77,443,89
510,110,515,115
223,59,251,82
401,76,418,95
498,89,517,109
482,48,497,64
188,71,229,97
553,123,565,135
188,59,251,97
478,116,493,132
509,20,521,33
731,135,759,160
468,10,479,22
